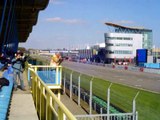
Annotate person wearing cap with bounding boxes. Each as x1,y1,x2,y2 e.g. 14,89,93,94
12,52,26,91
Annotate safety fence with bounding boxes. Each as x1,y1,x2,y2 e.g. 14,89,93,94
75,112,138,120
27,63,77,120
26,63,138,120
62,67,139,120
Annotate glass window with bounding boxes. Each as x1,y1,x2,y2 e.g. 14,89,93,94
106,37,133,41
114,50,132,54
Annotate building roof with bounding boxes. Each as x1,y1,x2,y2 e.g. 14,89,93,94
105,22,152,31
0,0,49,43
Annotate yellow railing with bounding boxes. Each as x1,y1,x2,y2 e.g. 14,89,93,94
27,63,77,120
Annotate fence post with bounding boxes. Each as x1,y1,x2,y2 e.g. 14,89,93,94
107,83,112,120
136,111,138,120
100,108,103,120
89,77,94,115
133,92,139,120
78,74,81,106
70,71,73,99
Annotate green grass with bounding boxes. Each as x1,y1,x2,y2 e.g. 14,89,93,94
63,67,160,120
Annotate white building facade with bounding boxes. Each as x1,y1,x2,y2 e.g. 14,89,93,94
104,22,152,64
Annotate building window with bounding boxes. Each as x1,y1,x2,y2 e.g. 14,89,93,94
115,43,133,47
106,43,113,46
105,37,133,41
106,50,114,54
114,50,132,54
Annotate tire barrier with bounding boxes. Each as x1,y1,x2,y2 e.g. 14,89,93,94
112,65,115,68
139,67,144,72
124,66,128,70
0,67,13,120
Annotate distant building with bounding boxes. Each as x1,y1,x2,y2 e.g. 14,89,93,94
104,22,153,63
152,48,160,63
28,49,40,55
78,43,106,63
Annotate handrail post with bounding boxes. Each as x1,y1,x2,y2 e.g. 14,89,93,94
56,67,59,84
107,83,112,120
34,67,37,73
60,66,62,85
78,74,81,106
133,92,139,120
28,68,31,86
46,93,50,120
63,73,66,94
58,107,63,120
89,77,94,115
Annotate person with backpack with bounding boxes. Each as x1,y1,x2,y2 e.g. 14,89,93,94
12,52,26,91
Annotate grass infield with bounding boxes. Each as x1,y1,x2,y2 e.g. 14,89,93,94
63,67,160,120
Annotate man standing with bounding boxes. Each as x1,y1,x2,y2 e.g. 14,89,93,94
12,52,26,91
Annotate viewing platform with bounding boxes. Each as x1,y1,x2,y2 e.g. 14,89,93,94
0,62,138,120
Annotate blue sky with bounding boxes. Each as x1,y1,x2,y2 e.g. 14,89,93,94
20,0,160,49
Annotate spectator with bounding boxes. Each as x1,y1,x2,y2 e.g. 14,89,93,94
12,52,26,91
50,53,63,66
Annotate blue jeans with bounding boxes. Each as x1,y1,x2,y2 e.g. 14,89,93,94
13,70,24,89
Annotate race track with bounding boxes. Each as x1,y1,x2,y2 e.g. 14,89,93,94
62,61,160,93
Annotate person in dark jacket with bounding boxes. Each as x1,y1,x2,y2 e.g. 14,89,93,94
12,52,26,91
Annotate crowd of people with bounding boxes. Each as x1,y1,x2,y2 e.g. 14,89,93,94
0,51,63,91
0,51,27,91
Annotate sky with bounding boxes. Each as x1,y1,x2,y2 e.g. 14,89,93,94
20,0,160,49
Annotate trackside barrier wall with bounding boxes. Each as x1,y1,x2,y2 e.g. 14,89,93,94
27,63,77,120
105,64,160,74
144,63,160,69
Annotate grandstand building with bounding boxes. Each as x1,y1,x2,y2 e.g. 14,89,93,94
104,22,153,64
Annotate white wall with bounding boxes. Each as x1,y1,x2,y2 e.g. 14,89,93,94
105,33,143,59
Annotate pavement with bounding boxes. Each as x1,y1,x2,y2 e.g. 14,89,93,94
61,94,87,115
8,70,87,120
62,61,160,93
8,72,38,120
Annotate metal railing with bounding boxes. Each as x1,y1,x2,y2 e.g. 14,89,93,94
26,63,138,120
75,112,138,120
62,68,139,120
29,65,62,89
27,63,77,120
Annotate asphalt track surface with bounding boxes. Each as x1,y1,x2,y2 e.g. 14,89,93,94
62,61,160,93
